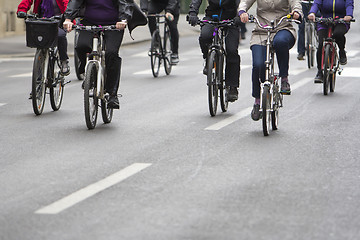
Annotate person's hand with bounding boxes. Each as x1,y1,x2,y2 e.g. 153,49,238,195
291,10,300,20
17,11,26,18
165,12,174,21
63,19,73,32
240,12,249,23
188,12,199,26
308,13,316,22
344,15,353,22
116,20,127,30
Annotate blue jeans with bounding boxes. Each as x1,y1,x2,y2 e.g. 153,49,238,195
297,2,311,55
251,30,295,99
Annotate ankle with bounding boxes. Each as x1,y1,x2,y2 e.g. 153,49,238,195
281,76,288,83
254,98,260,105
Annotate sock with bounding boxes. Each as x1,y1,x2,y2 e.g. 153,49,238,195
255,98,260,105
281,76,288,83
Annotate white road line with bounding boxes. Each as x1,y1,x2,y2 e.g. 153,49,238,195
338,67,360,77
35,163,152,214
0,103,6,107
10,72,32,78
205,77,313,131
133,69,152,75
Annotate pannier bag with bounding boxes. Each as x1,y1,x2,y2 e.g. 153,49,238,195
25,19,59,48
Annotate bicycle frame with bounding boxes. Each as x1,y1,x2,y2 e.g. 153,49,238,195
321,24,339,75
148,14,169,59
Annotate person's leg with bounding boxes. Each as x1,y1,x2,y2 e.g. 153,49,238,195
199,21,214,74
57,27,70,75
75,30,93,75
314,29,327,82
333,23,348,64
147,2,163,35
167,13,180,63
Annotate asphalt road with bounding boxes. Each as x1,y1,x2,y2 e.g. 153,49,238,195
1,16,360,240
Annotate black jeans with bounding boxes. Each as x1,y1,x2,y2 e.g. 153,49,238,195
76,29,124,95
58,27,68,61
147,1,179,54
199,21,240,87
316,24,347,70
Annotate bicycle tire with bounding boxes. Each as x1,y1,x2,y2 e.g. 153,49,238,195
271,83,280,130
306,24,312,69
32,48,47,115
330,51,337,92
74,30,82,80
163,25,172,75
207,50,218,116
101,95,113,124
84,62,98,129
49,48,64,111
262,85,271,136
323,44,331,95
218,53,228,112
150,31,161,78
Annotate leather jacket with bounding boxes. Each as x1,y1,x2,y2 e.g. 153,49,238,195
189,0,238,20
140,0,179,15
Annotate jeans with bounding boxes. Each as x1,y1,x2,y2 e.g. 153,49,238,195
251,30,295,99
297,2,311,55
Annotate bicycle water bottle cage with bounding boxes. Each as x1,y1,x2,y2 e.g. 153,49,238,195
212,15,220,21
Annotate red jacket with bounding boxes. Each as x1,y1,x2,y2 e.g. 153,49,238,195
17,0,69,14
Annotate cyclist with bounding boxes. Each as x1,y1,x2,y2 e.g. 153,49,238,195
140,0,180,64
308,0,354,83
188,0,241,102
238,0,302,121
63,0,145,109
297,0,314,61
17,0,70,76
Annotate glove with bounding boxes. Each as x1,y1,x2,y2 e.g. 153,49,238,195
188,12,199,26
17,11,27,18
234,16,242,27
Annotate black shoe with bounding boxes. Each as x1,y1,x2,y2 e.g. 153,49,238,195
280,80,291,95
241,31,246,40
60,60,70,76
314,70,323,83
251,104,261,121
203,59,208,75
171,53,179,65
339,50,347,65
29,92,32,100
227,87,238,102
297,53,305,60
107,94,119,109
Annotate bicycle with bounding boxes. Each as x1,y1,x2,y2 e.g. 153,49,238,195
305,18,318,69
196,16,234,117
315,17,355,95
249,14,300,136
74,18,83,80
147,14,173,77
73,25,117,129
19,13,69,115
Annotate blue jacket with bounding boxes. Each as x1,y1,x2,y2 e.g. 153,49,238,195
309,0,354,18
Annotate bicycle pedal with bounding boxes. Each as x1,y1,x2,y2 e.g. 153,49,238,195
63,80,72,85
280,91,291,96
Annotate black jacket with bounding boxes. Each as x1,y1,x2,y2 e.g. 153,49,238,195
140,0,179,15
189,0,239,20
64,0,147,33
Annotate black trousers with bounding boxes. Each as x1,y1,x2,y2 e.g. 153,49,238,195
316,24,347,70
147,2,179,54
199,22,240,87
58,27,68,61
76,29,124,95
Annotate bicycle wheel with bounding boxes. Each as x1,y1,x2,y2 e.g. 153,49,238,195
271,83,281,130
323,44,331,95
49,48,64,111
207,51,218,116
218,54,228,112
330,51,337,93
32,48,47,115
262,85,271,136
84,62,98,129
163,25,172,75
150,31,161,77
101,95,113,124
74,30,82,80
306,24,312,69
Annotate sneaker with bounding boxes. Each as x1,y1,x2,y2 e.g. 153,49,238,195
339,50,347,65
171,53,179,65
314,70,323,83
107,94,119,109
240,31,246,40
60,60,70,76
227,87,238,102
280,79,291,95
203,59,208,75
251,104,261,121
297,53,305,61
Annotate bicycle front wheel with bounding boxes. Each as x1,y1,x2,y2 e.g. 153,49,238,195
207,51,218,116
32,49,47,115
150,31,161,77
323,44,331,95
163,25,172,75
49,48,64,111
84,62,98,129
262,85,271,136
101,95,113,124
306,24,312,69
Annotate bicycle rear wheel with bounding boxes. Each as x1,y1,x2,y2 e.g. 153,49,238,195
323,44,331,95
330,51,337,92
49,48,64,111
218,54,228,112
262,85,271,136
207,51,218,116
101,95,113,124
32,48,47,115
271,83,281,130
150,31,161,77
163,25,172,75
306,24,312,69
84,62,98,129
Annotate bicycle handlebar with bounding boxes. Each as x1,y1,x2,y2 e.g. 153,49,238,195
248,14,301,30
196,19,235,27
17,13,61,21
73,25,118,31
314,17,356,25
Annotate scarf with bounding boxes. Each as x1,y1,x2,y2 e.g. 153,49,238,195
41,0,55,18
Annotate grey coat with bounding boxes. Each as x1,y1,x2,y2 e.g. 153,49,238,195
238,0,302,46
